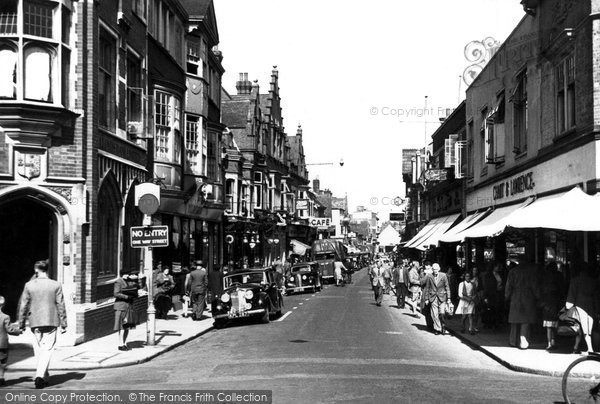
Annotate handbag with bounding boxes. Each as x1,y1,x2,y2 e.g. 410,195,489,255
445,301,454,317
557,307,581,337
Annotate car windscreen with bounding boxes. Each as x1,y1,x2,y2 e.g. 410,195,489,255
224,273,265,288
292,266,310,273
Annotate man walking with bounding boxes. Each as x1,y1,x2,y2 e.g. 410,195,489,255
18,260,67,389
185,261,208,321
422,263,451,335
370,261,385,306
393,258,410,309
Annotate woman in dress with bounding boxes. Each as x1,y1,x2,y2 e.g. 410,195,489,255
566,262,600,354
470,266,482,332
154,266,175,319
113,271,140,351
457,271,476,334
540,262,565,351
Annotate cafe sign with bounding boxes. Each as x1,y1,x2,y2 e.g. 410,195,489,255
492,172,535,201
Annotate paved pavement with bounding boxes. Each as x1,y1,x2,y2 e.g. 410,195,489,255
3,269,567,403
6,310,214,371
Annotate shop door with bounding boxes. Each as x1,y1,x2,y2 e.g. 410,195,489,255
0,198,55,320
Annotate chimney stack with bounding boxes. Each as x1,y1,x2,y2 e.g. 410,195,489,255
297,124,302,137
251,80,259,97
236,72,252,95
313,178,320,193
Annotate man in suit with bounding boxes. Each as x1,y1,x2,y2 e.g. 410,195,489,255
393,258,410,309
370,261,386,306
18,260,67,389
423,263,451,335
185,261,208,321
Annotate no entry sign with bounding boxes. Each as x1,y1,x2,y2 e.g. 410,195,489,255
130,225,169,248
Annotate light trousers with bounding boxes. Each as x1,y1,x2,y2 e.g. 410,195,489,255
32,327,57,379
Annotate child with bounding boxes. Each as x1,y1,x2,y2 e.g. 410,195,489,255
0,295,21,386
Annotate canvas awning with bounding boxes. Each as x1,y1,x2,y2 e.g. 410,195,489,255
508,187,600,231
408,213,461,251
438,208,491,243
290,239,311,256
403,217,445,249
457,198,534,239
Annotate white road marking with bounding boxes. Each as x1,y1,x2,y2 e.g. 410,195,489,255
293,306,298,309
299,303,303,305
305,298,310,301
379,331,403,335
276,311,292,322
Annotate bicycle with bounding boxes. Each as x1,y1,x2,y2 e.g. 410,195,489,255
562,352,600,403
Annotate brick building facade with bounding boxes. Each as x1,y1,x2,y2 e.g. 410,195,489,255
0,0,226,343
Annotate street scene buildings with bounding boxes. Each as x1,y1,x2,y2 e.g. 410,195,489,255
2,1,600,402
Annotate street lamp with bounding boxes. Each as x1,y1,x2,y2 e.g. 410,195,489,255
306,158,344,167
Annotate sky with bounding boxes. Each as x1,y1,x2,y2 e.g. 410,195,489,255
214,0,525,217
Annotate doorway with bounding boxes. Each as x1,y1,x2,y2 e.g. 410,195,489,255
0,197,56,320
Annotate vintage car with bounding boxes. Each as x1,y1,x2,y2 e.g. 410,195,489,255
212,268,283,328
285,262,322,294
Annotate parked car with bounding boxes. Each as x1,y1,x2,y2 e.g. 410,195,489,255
212,268,283,328
285,262,322,294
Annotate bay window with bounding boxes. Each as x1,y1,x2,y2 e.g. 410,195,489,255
154,90,182,163
0,0,72,107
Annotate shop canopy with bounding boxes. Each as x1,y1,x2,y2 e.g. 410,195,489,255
404,213,461,251
508,187,600,231
438,208,491,243
457,197,534,239
290,239,311,256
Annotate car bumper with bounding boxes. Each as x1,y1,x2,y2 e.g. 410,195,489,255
286,286,314,293
212,308,267,320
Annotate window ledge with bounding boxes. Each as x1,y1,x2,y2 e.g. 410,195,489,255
98,128,148,151
553,127,577,143
514,150,527,161
480,167,488,177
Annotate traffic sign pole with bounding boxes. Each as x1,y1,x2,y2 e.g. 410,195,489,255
143,214,156,346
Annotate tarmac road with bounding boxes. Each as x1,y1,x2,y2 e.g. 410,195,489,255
4,269,566,403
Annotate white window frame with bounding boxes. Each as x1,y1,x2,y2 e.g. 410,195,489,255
154,89,181,164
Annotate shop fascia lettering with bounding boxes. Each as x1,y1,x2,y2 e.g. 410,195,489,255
492,172,535,200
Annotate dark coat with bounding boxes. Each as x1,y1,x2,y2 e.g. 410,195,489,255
18,277,67,329
505,263,540,324
566,273,600,317
186,268,208,294
540,270,565,322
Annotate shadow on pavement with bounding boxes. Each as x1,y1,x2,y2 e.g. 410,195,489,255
49,372,86,387
3,376,32,387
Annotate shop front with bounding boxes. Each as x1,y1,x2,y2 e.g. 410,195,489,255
455,141,600,278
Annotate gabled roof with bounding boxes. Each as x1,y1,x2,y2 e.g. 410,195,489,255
181,0,219,45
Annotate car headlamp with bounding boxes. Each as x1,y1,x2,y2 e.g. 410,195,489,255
244,290,254,299
221,293,230,303
302,275,307,280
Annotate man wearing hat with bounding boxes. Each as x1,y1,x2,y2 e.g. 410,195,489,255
185,261,208,321
422,262,451,335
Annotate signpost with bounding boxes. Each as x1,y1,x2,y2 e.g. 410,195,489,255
130,225,169,248
134,183,161,346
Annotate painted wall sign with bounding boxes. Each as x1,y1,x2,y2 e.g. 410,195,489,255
492,172,535,200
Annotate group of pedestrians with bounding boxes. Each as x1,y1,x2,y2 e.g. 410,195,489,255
369,258,451,335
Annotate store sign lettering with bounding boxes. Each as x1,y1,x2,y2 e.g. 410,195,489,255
492,172,535,200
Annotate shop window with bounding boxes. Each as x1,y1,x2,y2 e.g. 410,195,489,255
0,46,17,99
99,28,116,130
24,45,54,102
24,1,54,39
0,1,17,35
557,55,576,134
